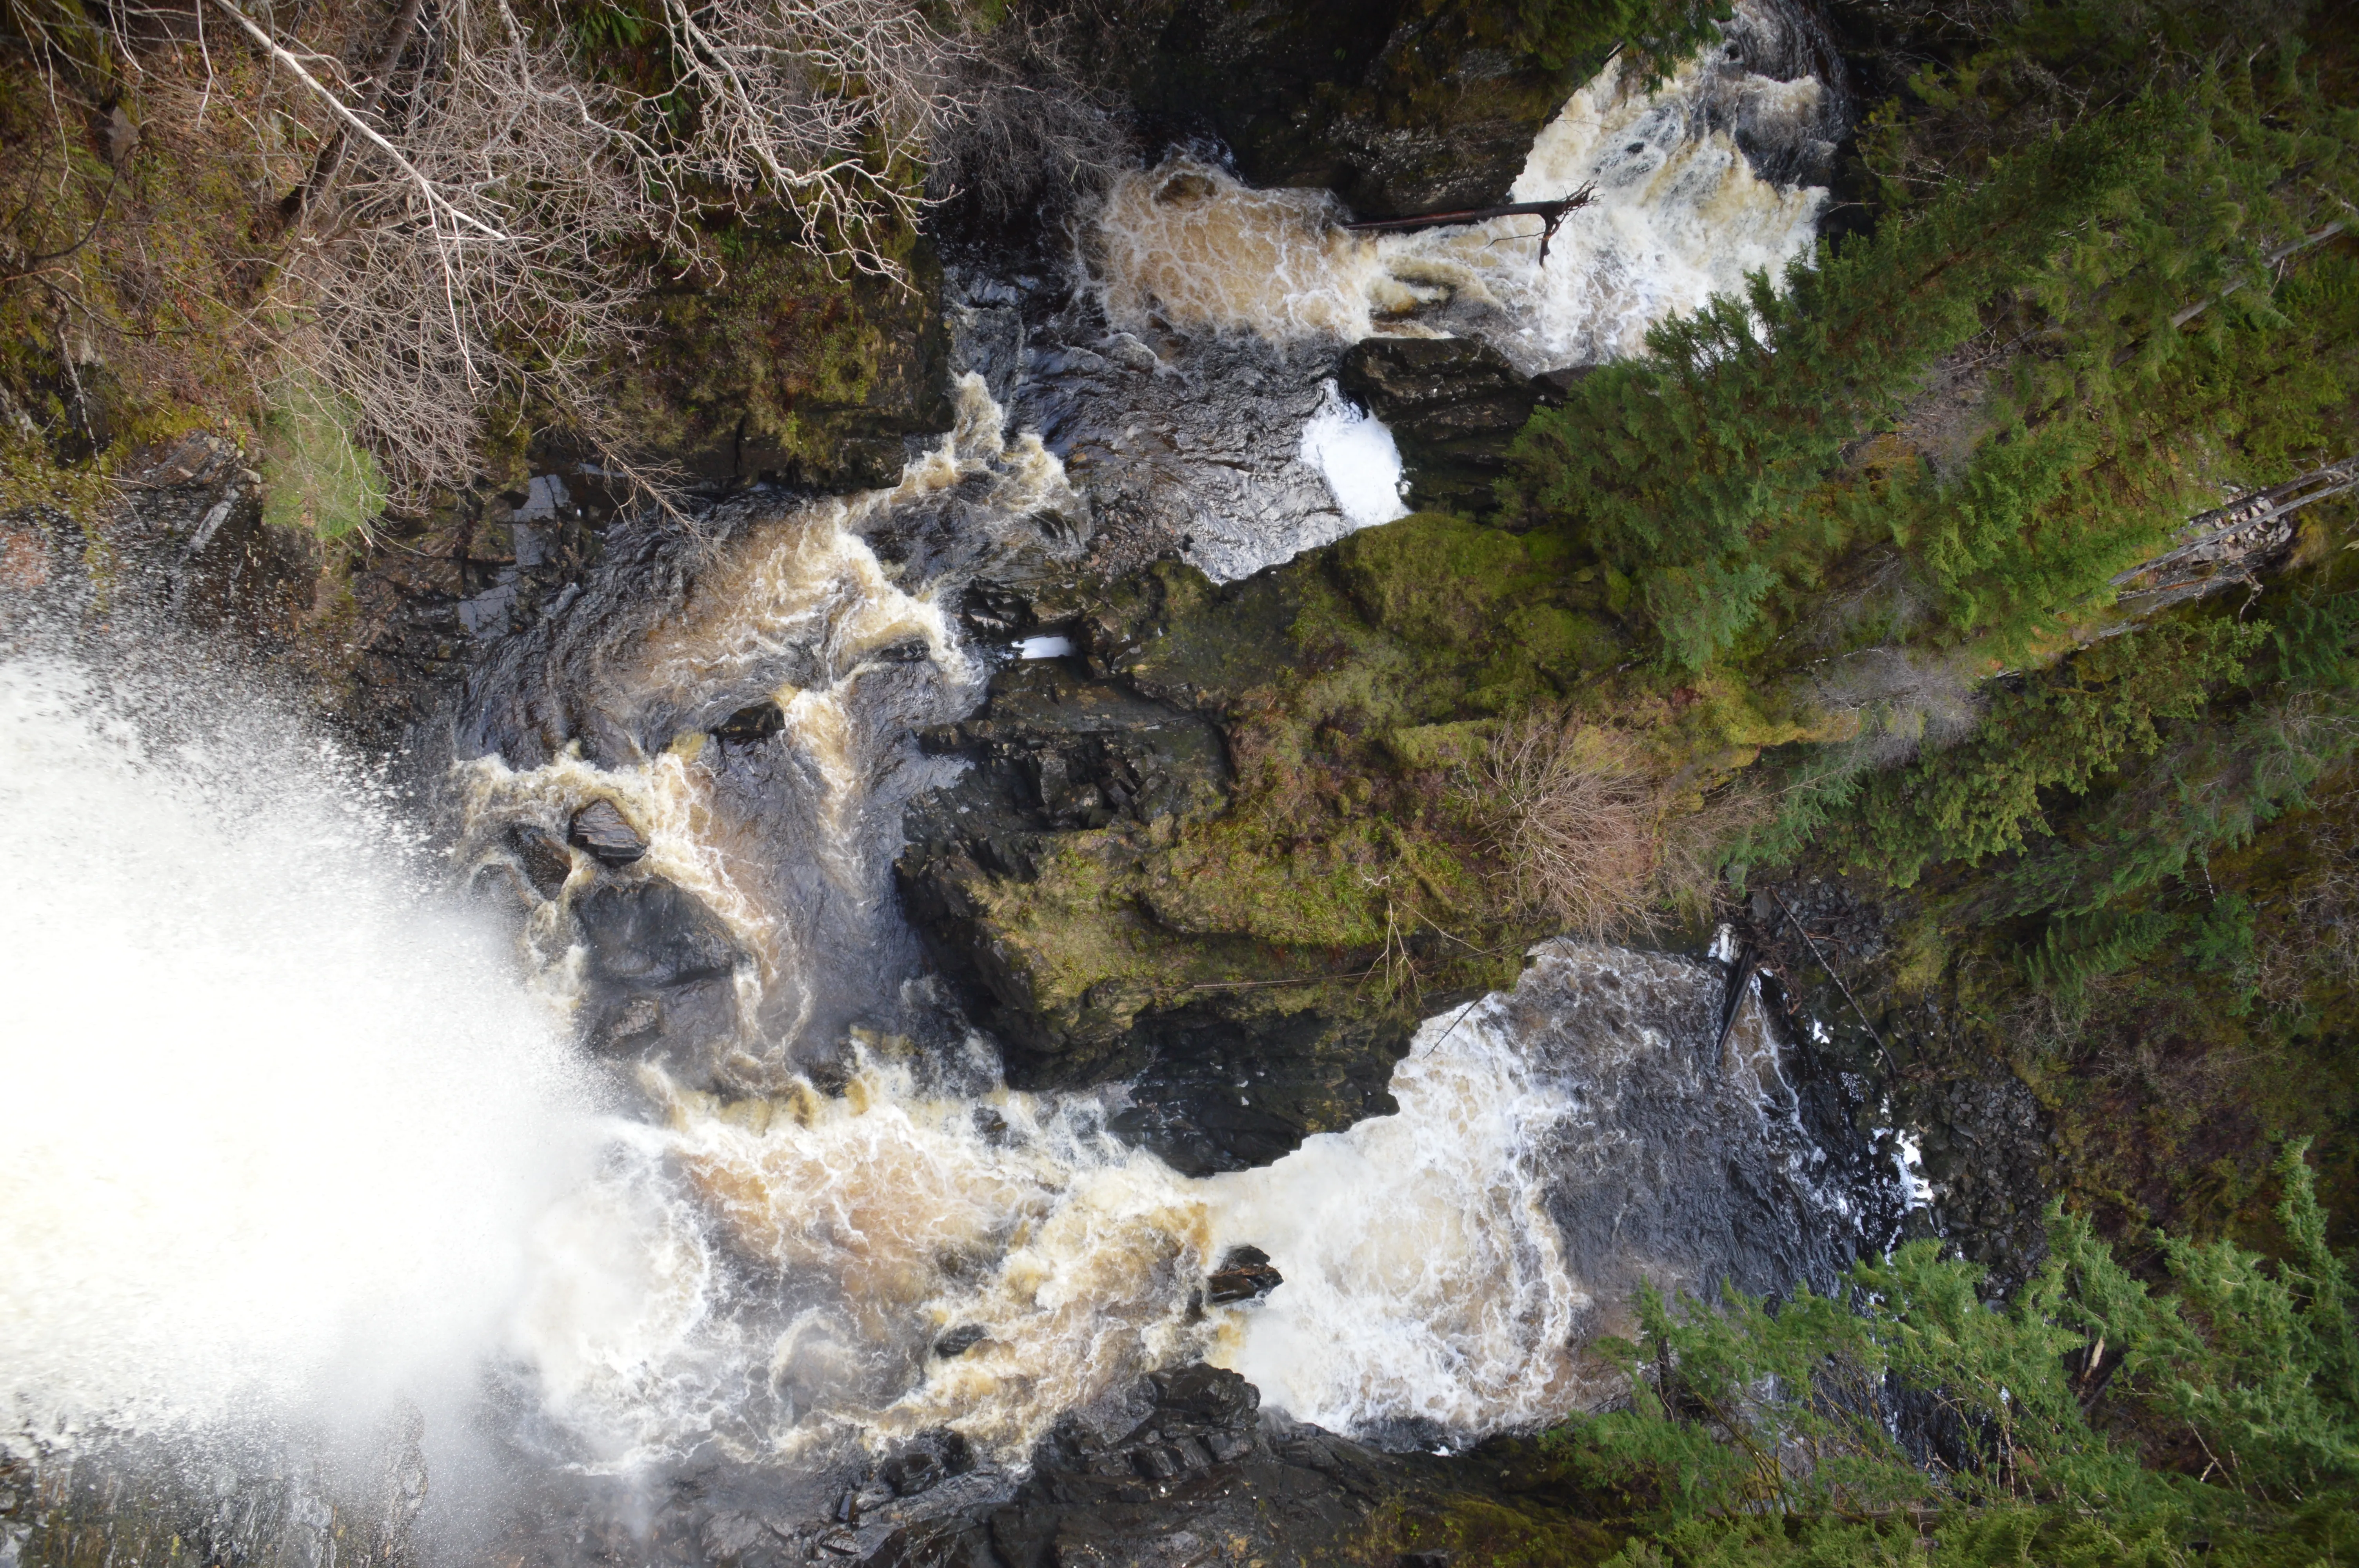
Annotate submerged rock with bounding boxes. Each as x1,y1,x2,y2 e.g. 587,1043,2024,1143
934,1323,989,1359
881,1432,973,1499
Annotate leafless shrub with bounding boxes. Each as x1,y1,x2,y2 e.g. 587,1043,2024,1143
1798,549,1938,650
1480,713,1664,939
18,0,991,526
1805,644,1984,768
924,6,1132,225
256,0,665,505
629,0,979,276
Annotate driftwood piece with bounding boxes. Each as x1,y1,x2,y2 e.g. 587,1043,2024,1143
1339,185,1596,265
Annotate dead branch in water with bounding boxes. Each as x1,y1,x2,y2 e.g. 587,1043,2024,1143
1340,186,1595,264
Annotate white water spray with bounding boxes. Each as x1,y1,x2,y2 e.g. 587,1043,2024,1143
0,651,597,1446
1299,380,1412,530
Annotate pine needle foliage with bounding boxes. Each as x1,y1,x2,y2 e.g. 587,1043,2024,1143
1500,114,2149,671
1499,0,2356,675
1548,1145,2359,1564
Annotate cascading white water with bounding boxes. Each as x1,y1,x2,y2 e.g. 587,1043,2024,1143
442,379,1593,1468
1088,44,1827,376
495,982,1600,1469
0,649,597,1449
1042,4,1833,584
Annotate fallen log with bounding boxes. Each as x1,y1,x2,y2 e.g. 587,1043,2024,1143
2108,454,2359,609
1339,186,1596,265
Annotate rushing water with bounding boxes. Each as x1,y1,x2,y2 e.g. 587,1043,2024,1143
3,3,1870,1558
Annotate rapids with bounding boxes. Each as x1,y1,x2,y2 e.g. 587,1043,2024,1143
2,2,1879,1559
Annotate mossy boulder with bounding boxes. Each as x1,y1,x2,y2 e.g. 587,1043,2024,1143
616,229,951,492
897,510,1683,1169
897,652,1418,1172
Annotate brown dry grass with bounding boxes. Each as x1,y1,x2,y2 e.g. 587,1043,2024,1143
1479,712,1665,939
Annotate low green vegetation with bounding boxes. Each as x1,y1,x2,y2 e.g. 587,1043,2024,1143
260,379,390,541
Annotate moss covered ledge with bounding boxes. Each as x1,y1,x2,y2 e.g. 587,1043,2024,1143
896,509,1817,1171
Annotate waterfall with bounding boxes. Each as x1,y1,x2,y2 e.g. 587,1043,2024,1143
1,3,1864,1555
0,644,595,1456
986,0,1836,584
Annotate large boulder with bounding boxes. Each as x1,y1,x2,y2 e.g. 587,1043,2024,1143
1338,337,1555,515
573,875,747,1089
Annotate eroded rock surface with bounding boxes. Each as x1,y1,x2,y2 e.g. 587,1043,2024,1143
574,874,748,1087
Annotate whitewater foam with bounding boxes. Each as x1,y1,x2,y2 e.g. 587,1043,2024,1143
1087,25,1827,374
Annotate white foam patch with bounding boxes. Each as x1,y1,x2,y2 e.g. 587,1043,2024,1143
1495,52,1827,368
1087,10,1828,376
1298,381,1412,530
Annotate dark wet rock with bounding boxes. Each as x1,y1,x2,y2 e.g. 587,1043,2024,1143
1205,1245,1283,1305
569,798,648,866
934,1323,989,1359
1338,338,1547,515
882,1432,973,1499
1102,1004,1415,1175
1736,874,2054,1289
1105,1,1606,215
509,823,574,899
714,699,786,743
982,1365,1414,1568
898,655,1226,909
959,580,1040,639
574,876,746,1086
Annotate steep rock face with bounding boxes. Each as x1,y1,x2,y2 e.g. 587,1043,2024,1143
1338,338,1559,515
1733,875,2056,1288
1105,0,1610,216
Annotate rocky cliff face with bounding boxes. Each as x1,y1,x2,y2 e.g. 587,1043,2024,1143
1104,0,1619,217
